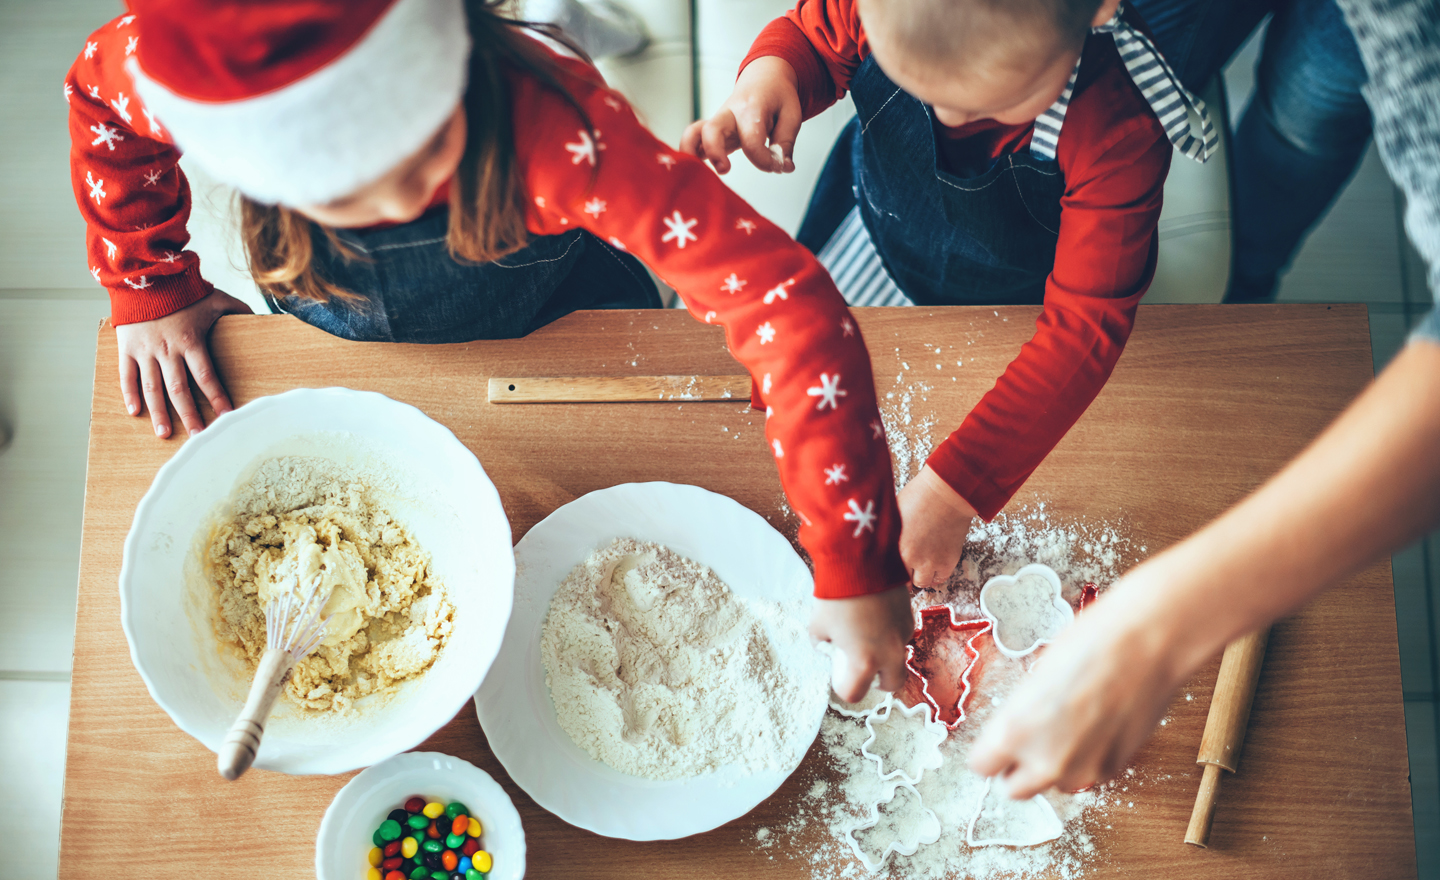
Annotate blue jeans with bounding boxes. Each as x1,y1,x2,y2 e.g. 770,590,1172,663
1131,0,1372,301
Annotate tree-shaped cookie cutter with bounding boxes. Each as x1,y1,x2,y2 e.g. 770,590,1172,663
905,605,991,730
859,696,947,785
964,776,1064,848
841,780,943,873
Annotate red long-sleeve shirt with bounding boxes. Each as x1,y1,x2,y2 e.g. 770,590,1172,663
743,0,1172,519
66,15,906,598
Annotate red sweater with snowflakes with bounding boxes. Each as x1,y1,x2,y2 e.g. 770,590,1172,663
744,0,1171,519
66,14,906,598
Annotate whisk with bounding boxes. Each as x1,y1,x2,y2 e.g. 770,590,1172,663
217,572,332,780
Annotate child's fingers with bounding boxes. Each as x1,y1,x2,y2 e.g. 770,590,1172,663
769,98,803,174
698,115,738,175
118,353,141,417
678,119,706,159
875,651,909,694
138,357,171,438
735,106,783,172
832,656,877,705
160,355,205,437
184,345,234,417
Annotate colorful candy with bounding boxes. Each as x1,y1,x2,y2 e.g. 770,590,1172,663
368,848,384,868
422,802,445,819
401,837,419,859
466,818,482,838
472,852,492,873
366,794,490,880
366,870,381,880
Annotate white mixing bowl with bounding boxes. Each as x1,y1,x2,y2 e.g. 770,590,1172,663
120,388,514,775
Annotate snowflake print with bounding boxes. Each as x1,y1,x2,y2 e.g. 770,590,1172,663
661,210,698,249
870,419,885,439
842,317,856,337
158,250,179,263
102,237,117,260
721,273,746,294
89,266,101,283
534,196,546,208
762,373,773,394
704,310,716,323
564,129,603,166
142,107,163,135
763,278,795,304
64,82,73,103
603,94,624,111
90,122,123,151
116,14,135,27
756,322,776,345
583,197,606,218
109,92,132,124
608,236,627,251
143,168,163,187
125,35,138,56
87,84,101,100
123,275,152,290
84,41,98,59
736,218,757,234
824,464,850,485
843,499,877,537
806,373,847,410
86,171,106,204
657,153,677,170
766,405,774,419
772,439,784,458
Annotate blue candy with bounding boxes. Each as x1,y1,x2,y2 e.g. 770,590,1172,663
459,857,472,874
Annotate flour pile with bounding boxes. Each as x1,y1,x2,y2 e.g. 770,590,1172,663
541,538,828,780
206,457,453,712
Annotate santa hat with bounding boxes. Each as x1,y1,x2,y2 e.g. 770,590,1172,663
127,0,471,207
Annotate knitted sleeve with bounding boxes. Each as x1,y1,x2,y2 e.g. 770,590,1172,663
66,14,212,325
511,57,908,598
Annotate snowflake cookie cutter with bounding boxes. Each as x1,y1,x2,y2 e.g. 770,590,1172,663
829,679,892,719
964,776,1064,848
978,563,1075,659
842,780,942,873
859,696,947,785
904,605,991,730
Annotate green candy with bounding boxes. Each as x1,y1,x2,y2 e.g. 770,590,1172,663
446,833,466,848
431,872,449,880
409,868,429,880
422,839,444,854
444,802,469,820
372,827,388,847
379,819,404,841
407,814,429,831
465,871,484,880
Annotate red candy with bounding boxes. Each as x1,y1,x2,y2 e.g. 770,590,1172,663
404,796,426,814
381,857,403,870
383,841,401,858
427,821,442,839
460,838,480,857
451,816,468,836
441,850,459,872
385,872,406,880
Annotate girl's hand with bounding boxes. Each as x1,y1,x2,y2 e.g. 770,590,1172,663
898,465,979,588
115,288,253,438
680,56,802,175
810,586,914,703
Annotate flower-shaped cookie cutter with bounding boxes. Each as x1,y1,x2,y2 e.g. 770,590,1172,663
978,563,1074,659
859,696,947,785
905,605,991,730
964,776,1064,848
842,780,942,873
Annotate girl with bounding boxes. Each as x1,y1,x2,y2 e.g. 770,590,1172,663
67,0,912,699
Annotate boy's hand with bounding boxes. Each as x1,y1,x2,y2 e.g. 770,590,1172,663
680,56,801,175
115,288,252,439
810,586,914,703
898,465,979,588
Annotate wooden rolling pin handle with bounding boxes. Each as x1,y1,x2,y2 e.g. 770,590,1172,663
216,648,293,781
1185,763,1224,847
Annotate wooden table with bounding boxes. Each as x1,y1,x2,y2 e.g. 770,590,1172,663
62,305,1416,878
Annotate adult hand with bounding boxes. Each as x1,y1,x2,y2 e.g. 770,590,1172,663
680,56,802,175
115,288,252,438
810,586,914,703
898,465,979,588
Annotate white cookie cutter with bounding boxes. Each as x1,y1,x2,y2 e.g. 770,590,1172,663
842,780,942,872
859,696,946,786
978,563,1074,658
829,679,892,718
964,776,1064,848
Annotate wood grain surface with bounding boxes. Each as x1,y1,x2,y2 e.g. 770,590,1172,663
61,304,1416,879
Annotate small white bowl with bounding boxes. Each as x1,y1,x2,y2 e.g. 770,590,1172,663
316,751,525,880
120,388,515,775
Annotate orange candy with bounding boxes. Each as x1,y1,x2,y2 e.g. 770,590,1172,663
427,821,442,839
451,816,468,836
441,850,459,872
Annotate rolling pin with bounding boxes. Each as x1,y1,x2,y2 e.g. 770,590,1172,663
489,375,750,403
1184,627,1271,847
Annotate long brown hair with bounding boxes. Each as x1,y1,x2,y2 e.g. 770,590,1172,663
240,0,594,304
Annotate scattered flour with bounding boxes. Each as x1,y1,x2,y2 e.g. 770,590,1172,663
541,538,828,780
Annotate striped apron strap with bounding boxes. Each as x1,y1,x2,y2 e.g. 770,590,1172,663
1029,1,1218,163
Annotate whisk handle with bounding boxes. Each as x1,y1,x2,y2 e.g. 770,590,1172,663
217,648,293,781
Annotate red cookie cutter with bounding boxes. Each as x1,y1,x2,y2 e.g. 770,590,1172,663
904,605,991,731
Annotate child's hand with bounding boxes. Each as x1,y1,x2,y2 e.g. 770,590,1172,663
680,56,801,175
898,465,978,589
115,288,252,438
810,586,914,704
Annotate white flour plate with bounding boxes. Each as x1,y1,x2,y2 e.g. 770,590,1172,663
474,482,824,840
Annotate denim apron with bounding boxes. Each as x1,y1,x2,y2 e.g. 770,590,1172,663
796,54,1067,306
266,206,660,343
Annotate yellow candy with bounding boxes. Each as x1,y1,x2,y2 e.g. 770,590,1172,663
474,851,493,873
467,817,482,838
366,869,382,880
367,847,383,867
422,801,445,819
401,836,419,859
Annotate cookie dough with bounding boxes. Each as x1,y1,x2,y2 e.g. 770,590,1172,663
206,457,453,712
